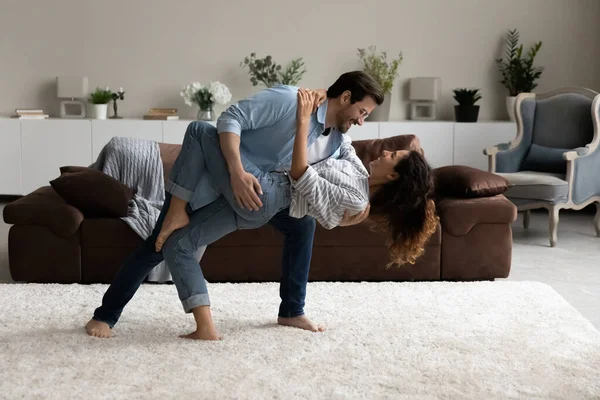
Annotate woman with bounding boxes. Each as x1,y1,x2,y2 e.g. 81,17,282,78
288,88,438,266
156,88,438,267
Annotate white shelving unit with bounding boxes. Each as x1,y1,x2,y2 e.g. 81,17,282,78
0,119,22,195
0,118,517,195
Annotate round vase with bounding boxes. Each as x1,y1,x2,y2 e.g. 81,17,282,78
506,96,517,122
89,104,108,119
197,107,214,121
366,95,391,122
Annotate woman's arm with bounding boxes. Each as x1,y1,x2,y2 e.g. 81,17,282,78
288,89,370,229
290,89,313,181
290,165,369,229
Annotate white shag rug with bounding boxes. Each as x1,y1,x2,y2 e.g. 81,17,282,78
0,281,599,399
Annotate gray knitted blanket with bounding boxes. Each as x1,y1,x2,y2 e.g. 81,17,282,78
90,136,171,282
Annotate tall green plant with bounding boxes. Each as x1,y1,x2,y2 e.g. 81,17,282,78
495,29,543,96
357,46,403,94
240,53,307,87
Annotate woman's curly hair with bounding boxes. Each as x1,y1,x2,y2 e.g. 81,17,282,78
369,150,439,267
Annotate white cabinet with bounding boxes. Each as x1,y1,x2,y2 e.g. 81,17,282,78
163,120,202,144
0,119,22,195
0,119,520,196
347,122,379,141
91,119,163,160
379,122,454,168
21,120,92,195
453,122,517,171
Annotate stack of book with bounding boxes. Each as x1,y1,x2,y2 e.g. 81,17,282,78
143,108,179,120
12,109,49,119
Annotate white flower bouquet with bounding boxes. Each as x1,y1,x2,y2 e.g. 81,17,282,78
180,81,232,120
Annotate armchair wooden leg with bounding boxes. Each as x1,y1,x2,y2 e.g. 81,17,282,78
594,202,600,237
549,206,560,247
523,210,531,229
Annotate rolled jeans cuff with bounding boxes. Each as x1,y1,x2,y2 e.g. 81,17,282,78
165,179,195,202
181,293,211,313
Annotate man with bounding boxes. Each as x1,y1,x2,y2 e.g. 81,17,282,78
85,71,384,339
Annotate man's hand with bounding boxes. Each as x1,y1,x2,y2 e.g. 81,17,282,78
230,170,263,211
339,204,370,227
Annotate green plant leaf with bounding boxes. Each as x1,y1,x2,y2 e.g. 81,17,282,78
452,88,482,106
88,87,113,104
357,45,403,94
496,29,544,96
240,53,307,87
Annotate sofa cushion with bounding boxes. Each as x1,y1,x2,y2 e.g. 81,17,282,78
2,186,84,238
434,165,511,198
497,171,569,202
50,167,134,218
436,195,517,237
158,143,182,183
520,143,570,174
352,134,420,169
81,218,142,248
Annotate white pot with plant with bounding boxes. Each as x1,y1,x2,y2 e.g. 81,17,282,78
180,81,232,121
87,87,112,119
240,53,307,88
496,29,543,121
357,46,403,122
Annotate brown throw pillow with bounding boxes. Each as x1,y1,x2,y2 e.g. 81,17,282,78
434,165,511,198
50,166,134,217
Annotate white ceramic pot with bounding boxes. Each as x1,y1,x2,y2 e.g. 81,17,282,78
367,95,391,122
506,96,517,122
89,104,108,119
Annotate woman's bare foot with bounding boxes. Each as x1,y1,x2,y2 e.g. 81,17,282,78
85,319,113,338
277,315,326,332
180,305,222,340
180,326,222,341
155,204,189,252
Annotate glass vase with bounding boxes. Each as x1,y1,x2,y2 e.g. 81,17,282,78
197,106,214,121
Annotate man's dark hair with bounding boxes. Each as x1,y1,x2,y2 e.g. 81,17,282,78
327,71,385,105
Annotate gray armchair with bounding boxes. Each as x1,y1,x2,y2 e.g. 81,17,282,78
484,87,600,247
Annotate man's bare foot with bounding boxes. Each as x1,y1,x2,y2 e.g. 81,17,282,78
277,315,326,332
85,319,113,338
155,208,189,252
180,326,222,341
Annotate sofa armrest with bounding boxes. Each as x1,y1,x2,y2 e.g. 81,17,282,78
564,145,600,204
483,145,502,173
483,140,528,173
3,186,84,238
352,134,419,168
563,147,590,160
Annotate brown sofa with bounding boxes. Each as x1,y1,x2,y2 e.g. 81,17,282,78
2,134,517,284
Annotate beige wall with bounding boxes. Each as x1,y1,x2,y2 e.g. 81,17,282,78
1,0,599,121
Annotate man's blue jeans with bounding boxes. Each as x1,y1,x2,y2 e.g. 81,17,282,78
92,121,316,326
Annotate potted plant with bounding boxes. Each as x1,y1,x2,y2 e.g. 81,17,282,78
357,45,403,121
495,29,543,121
87,87,112,119
180,81,232,121
453,88,482,123
240,53,307,87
